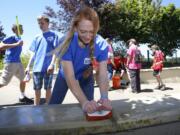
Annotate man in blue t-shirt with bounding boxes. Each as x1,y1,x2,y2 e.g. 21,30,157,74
0,24,33,104
26,15,59,105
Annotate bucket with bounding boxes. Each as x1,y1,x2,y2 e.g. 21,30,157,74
112,74,121,89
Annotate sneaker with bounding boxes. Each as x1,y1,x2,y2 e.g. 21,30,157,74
19,96,33,104
132,90,139,94
154,85,162,89
160,84,166,90
108,87,113,91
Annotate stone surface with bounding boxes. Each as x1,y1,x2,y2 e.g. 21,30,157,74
0,92,180,135
0,104,114,135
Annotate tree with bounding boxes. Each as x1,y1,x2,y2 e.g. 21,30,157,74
150,4,180,56
103,0,162,43
44,0,110,33
44,0,180,56
99,0,180,56
0,22,6,60
0,22,6,41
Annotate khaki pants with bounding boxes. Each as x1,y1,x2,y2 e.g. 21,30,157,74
0,63,25,85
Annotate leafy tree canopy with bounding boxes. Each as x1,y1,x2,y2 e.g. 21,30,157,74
44,0,180,56
44,0,110,32
0,22,6,41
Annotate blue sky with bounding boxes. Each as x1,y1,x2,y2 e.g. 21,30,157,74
0,0,58,53
162,0,180,7
0,0,180,54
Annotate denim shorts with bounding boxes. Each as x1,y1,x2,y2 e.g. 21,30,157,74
33,72,53,90
107,63,113,80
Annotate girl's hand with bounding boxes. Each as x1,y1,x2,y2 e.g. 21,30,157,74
82,100,99,113
98,98,112,111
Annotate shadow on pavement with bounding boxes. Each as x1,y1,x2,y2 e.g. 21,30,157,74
141,89,154,93
0,102,33,110
163,87,174,91
0,98,47,110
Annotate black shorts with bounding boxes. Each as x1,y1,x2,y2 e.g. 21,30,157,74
153,70,161,77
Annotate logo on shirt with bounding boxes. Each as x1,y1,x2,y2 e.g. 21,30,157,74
47,36,54,42
84,58,91,65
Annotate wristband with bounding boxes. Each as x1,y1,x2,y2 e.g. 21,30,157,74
100,91,108,99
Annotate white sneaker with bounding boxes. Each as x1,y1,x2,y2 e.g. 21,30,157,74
160,84,166,90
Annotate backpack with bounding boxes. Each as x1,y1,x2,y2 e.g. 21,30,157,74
134,49,142,64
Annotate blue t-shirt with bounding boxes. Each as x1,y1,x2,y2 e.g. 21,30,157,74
30,31,60,72
60,32,108,79
2,35,22,63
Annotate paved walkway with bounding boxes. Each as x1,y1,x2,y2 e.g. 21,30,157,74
0,76,179,108
1,76,180,135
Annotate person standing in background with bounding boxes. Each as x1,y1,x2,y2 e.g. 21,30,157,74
126,38,142,93
26,15,59,105
106,38,114,80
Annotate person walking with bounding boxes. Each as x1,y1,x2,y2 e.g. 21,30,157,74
0,24,33,104
150,44,165,90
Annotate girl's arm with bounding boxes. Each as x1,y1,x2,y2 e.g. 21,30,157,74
97,60,112,110
62,60,98,113
97,60,109,96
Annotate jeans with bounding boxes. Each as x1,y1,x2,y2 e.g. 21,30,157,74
107,63,113,80
129,69,141,92
49,70,94,104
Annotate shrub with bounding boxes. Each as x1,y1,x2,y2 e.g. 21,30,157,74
0,52,31,70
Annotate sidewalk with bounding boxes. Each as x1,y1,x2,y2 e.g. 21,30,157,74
0,76,179,107
1,77,180,135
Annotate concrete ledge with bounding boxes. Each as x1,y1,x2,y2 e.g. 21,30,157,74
0,104,115,135
140,67,180,83
1,98,180,135
1,66,179,83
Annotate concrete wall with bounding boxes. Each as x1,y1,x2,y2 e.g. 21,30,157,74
0,99,180,135
140,67,180,83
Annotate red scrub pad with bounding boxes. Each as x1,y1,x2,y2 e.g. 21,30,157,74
86,109,112,121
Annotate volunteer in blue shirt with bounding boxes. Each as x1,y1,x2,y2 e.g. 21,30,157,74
0,24,33,103
26,15,59,105
49,6,112,113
